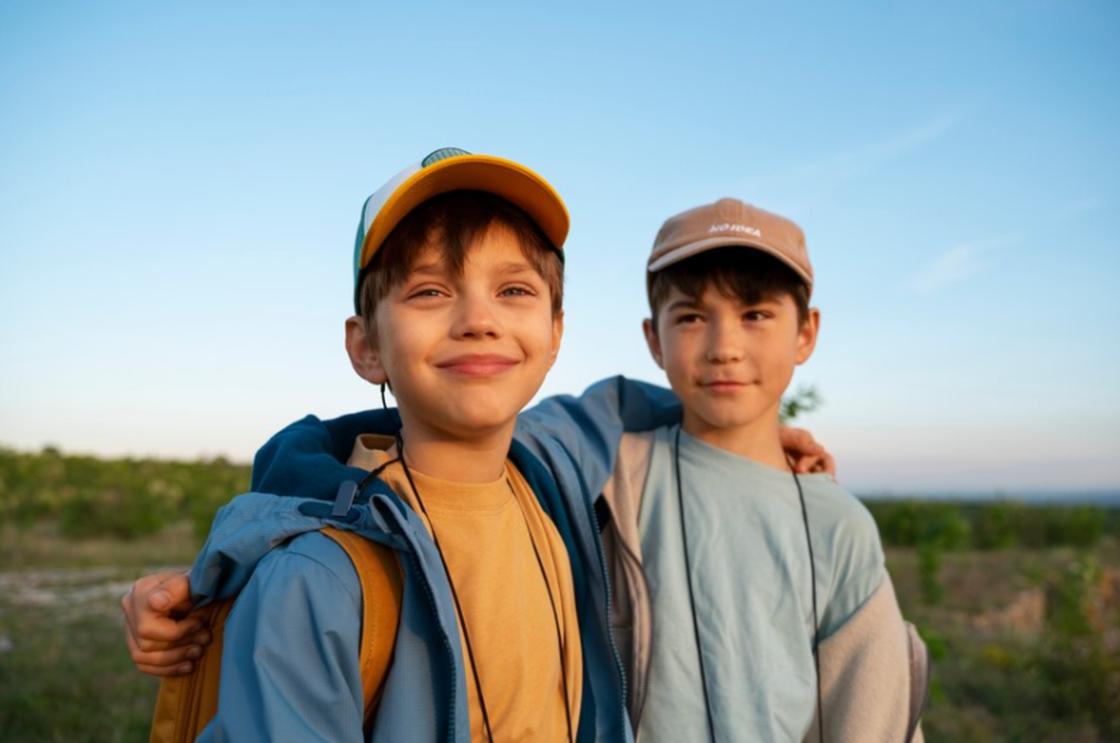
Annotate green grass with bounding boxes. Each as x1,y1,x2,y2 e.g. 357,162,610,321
1,517,1118,741
0,521,196,741
0,600,161,741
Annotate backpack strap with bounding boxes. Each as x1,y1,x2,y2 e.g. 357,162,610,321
322,526,403,726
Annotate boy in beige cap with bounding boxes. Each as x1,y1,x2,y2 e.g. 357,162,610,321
599,197,927,742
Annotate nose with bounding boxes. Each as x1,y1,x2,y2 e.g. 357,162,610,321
704,317,743,364
450,289,500,340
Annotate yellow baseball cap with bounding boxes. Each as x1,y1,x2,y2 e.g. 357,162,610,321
353,147,569,310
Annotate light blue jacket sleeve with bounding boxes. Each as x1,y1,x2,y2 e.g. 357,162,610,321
197,532,365,743
515,375,681,500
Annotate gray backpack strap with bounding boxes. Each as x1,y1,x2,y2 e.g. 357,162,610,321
904,622,930,742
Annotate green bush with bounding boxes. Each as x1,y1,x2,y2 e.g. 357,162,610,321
972,500,1023,550
865,499,1114,551
0,447,250,540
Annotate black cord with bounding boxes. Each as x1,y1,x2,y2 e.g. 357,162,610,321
395,431,495,743
674,427,826,743
789,459,825,743
515,479,576,743
393,433,576,743
673,427,719,743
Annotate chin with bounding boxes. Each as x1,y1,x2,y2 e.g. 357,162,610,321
695,403,766,431
445,403,523,434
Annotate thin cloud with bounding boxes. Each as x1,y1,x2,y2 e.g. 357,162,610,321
742,113,962,208
799,113,961,181
908,233,1019,294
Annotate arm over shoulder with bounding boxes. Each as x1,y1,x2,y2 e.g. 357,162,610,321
515,376,679,495
197,532,366,743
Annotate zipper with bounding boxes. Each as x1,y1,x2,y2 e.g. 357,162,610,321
582,490,628,741
374,495,460,743
608,514,654,735
406,548,460,743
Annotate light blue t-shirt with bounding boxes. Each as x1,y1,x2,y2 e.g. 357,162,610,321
637,424,885,742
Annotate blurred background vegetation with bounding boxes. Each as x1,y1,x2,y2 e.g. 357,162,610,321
1,445,1118,742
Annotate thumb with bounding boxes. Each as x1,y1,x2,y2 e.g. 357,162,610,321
150,573,192,611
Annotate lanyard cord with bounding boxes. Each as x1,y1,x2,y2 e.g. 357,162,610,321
395,431,574,743
790,454,825,743
672,427,824,743
519,483,576,743
672,426,718,742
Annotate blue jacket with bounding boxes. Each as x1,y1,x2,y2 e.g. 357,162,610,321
189,376,680,742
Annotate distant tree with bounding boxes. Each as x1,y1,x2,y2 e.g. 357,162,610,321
780,384,822,424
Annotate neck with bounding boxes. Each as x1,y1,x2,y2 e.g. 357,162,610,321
681,403,789,472
395,417,514,483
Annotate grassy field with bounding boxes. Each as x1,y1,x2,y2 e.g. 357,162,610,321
0,523,198,742
1,523,1117,741
1,447,1118,741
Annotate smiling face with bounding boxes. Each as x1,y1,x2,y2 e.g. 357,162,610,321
644,264,819,440
347,223,563,443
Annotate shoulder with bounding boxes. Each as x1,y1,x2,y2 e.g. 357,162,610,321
248,531,363,609
208,531,367,740
799,476,883,563
796,476,886,637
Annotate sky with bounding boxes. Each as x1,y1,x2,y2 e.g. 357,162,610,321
2,1,1118,493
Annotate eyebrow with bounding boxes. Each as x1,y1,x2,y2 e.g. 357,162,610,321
494,261,537,276
408,261,446,277
407,260,539,280
665,298,702,313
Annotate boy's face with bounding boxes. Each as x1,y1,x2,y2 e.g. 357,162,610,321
643,284,819,435
346,224,563,442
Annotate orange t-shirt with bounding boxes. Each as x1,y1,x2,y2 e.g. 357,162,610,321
349,435,582,741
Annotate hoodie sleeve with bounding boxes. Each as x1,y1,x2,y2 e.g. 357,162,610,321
801,575,927,743
514,376,681,501
197,532,366,743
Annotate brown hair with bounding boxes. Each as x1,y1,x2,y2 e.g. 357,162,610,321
647,247,810,326
357,190,564,328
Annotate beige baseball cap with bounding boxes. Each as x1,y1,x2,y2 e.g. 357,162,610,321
647,197,813,290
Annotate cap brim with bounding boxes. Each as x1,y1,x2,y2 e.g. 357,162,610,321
358,154,569,271
647,235,814,287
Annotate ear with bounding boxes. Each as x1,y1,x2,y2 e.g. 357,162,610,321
795,307,821,365
345,315,389,385
642,317,664,369
547,309,565,368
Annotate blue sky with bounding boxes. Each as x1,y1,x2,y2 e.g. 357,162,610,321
2,1,1117,492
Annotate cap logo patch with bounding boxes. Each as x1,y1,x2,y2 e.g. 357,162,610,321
421,147,471,168
709,222,761,238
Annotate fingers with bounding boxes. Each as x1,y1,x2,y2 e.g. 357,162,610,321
122,572,202,646
148,573,193,613
133,617,208,650
818,449,837,479
121,571,212,677
124,624,206,676
779,426,837,479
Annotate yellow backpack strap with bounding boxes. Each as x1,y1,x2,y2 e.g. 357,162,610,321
149,600,233,743
322,526,403,726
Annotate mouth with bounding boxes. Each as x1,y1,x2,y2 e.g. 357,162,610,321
700,379,752,393
435,353,520,377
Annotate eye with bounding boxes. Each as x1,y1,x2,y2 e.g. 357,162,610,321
674,312,703,325
499,284,536,298
743,309,772,321
407,286,447,300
